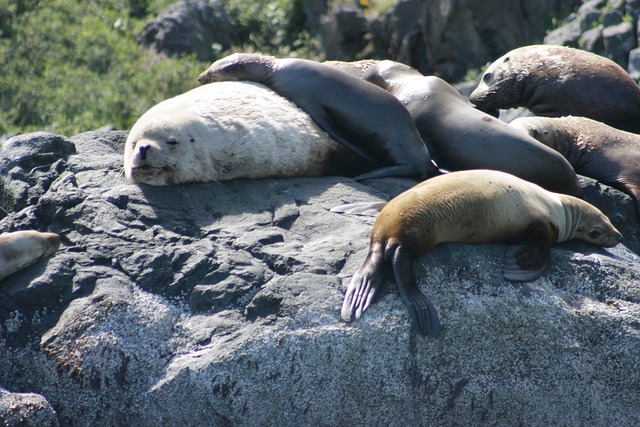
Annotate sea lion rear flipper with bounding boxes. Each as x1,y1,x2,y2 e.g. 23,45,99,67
391,245,441,338
503,222,557,282
341,242,386,322
330,202,387,217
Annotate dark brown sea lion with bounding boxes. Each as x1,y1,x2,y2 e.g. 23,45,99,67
510,115,640,219
361,60,583,197
197,53,439,181
469,45,640,133
337,170,622,337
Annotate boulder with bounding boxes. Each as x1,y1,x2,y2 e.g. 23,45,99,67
138,0,241,60
0,386,58,427
0,127,639,425
370,0,582,80
545,0,640,79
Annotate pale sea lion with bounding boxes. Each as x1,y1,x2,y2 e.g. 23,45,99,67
124,82,375,185
510,115,640,218
198,53,439,180
338,170,622,337
362,60,583,197
469,45,640,133
0,230,60,281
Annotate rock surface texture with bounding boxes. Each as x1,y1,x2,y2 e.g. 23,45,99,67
1,129,640,425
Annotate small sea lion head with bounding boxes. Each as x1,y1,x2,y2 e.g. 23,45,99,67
198,53,276,85
565,197,622,247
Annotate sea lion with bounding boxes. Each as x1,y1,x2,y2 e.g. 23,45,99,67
510,115,640,218
469,45,640,133
338,170,622,337
0,230,60,281
197,53,439,180
124,81,376,185
361,60,583,197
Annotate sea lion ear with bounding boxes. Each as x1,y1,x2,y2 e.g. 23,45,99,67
503,221,558,282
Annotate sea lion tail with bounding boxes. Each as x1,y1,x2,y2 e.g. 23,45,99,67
341,242,386,322
391,245,441,338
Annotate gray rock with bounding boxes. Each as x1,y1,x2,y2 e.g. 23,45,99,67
320,7,369,60
544,17,582,46
0,130,639,425
138,0,241,60
303,0,330,35
0,386,58,427
371,0,582,79
603,20,637,69
579,24,605,54
628,46,640,80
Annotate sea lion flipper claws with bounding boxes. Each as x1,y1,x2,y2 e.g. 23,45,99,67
503,222,557,282
341,243,386,322
391,245,441,338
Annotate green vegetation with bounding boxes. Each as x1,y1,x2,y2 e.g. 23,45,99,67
0,0,326,136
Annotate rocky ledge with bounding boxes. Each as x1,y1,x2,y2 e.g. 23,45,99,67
1,131,639,425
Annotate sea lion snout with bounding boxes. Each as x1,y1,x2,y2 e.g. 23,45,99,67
197,72,210,85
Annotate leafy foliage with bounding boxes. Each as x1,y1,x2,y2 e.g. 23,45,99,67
0,0,323,136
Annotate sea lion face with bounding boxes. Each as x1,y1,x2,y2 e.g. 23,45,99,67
0,230,61,281
469,54,516,117
565,198,622,247
124,115,219,186
198,53,275,85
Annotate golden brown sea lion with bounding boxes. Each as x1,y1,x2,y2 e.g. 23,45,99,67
338,170,622,337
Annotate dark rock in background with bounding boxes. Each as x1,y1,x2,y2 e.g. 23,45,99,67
138,0,241,60
138,0,585,82
1,129,639,425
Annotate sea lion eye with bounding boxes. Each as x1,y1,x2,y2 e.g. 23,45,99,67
482,72,493,82
166,139,178,146
588,229,602,239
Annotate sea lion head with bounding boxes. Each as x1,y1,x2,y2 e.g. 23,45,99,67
469,52,519,117
561,196,622,247
198,53,276,85
124,113,219,186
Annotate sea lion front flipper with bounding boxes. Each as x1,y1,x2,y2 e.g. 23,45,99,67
330,202,387,217
391,245,441,338
302,105,378,163
503,221,558,282
341,242,386,322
